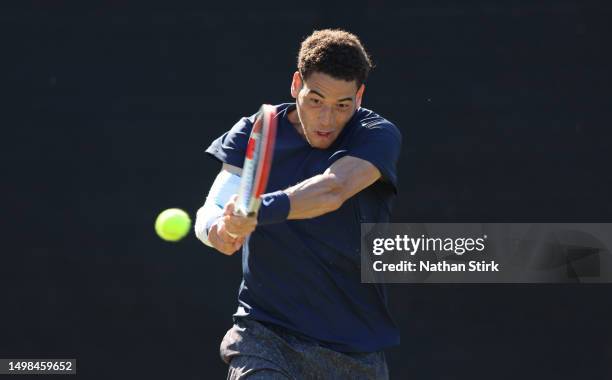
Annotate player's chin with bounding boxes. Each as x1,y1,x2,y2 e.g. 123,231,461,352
310,140,334,149
309,133,336,149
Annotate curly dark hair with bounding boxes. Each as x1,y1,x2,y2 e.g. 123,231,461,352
297,29,373,87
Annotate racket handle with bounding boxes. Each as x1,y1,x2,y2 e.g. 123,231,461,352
226,208,253,239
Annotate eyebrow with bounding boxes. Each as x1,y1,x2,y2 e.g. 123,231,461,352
309,90,353,103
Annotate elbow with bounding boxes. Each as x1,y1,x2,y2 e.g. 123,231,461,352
324,174,345,212
327,193,343,212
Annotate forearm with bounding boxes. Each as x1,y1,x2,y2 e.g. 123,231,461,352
283,156,381,220
285,173,343,219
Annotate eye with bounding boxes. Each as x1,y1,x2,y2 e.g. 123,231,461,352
336,103,350,110
309,98,321,105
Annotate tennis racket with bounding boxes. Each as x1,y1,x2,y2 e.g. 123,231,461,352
234,104,279,217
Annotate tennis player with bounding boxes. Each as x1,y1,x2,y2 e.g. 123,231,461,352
195,29,402,379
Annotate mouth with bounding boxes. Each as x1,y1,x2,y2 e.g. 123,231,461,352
315,131,333,138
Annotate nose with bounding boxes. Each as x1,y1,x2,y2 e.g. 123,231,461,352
319,105,332,127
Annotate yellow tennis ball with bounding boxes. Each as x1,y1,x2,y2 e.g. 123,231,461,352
155,208,191,242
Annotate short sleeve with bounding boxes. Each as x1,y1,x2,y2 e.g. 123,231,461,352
205,113,257,168
347,121,402,192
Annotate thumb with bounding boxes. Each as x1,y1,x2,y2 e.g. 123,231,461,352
224,194,238,216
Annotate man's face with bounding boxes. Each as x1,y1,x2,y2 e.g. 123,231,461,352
290,71,364,149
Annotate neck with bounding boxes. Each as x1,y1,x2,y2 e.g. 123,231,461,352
287,107,305,137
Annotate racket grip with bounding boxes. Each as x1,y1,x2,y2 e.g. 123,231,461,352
226,212,240,239
226,208,248,239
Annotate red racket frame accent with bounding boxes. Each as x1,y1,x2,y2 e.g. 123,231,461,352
253,105,278,198
235,104,278,216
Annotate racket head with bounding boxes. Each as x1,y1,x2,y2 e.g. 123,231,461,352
235,104,278,216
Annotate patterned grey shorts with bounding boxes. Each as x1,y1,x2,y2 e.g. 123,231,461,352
220,319,389,380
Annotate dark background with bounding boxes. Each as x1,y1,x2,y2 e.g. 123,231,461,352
2,1,612,379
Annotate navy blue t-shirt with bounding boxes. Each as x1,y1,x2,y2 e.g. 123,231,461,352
206,103,402,352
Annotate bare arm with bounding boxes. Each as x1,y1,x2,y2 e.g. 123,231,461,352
285,156,381,219
197,157,380,253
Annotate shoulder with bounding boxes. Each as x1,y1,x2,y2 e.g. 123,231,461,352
350,107,402,143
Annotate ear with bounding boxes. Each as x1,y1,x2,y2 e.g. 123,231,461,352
290,71,302,99
356,84,365,108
